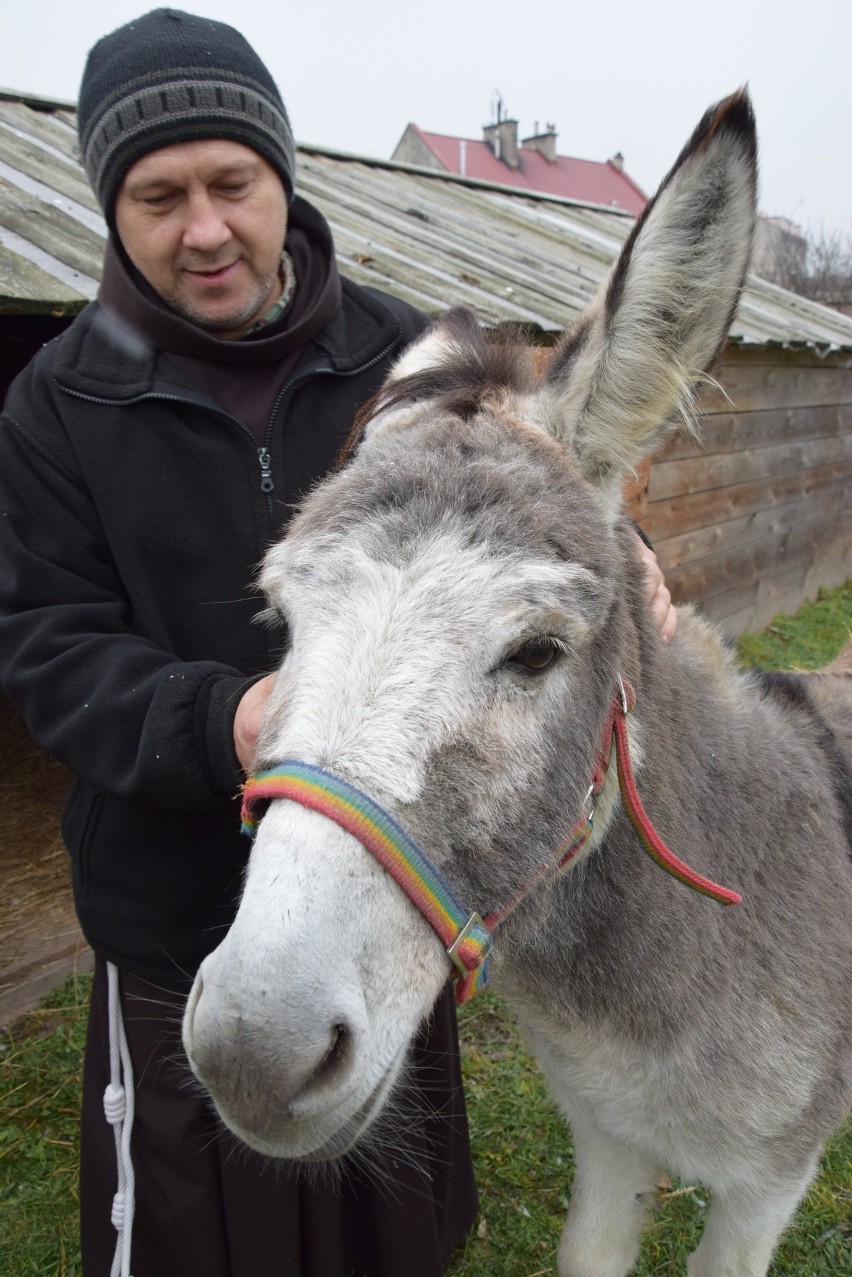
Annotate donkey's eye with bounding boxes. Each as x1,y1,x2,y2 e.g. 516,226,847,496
505,638,561,673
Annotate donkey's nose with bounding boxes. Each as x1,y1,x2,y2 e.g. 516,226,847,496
183,965,365,1120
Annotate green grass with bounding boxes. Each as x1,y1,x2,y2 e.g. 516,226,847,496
736,580,852,671
1,973,89,1277
2,978,849,1277
2,580,851,1277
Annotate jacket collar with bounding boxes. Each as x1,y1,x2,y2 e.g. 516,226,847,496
53,197,407,402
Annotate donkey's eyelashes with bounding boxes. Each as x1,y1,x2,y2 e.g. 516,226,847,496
501,636,564,675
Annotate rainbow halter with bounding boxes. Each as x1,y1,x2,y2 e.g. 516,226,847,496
240,677,741,1004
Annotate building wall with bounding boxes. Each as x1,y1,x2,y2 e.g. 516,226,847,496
751,215,806,281
634,345,852,636
390,126,449,172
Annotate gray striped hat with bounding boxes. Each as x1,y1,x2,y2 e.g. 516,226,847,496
78,8,296,226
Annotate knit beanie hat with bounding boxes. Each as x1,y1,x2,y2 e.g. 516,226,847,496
78,8,296,225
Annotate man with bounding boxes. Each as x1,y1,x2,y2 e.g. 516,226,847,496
1,10,479,1275
0,9,674,1276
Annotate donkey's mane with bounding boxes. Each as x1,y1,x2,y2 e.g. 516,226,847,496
339,310,539,466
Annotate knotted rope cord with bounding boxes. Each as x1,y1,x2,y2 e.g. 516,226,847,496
240,678,741,1003
105,961,136,1277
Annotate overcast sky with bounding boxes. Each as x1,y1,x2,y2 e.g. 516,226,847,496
3,0,849,235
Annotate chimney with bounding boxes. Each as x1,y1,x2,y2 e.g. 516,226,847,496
522,121,558,163
609,151,625,172
482,95,520,169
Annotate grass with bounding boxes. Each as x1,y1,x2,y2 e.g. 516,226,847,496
0,973,88,1277
735,580,852,671
2,580,851,1277
2,978,849,1277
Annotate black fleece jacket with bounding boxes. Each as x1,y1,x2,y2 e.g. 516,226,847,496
0,230,426,981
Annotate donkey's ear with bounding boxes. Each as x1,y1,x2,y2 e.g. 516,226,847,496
541,89,757,503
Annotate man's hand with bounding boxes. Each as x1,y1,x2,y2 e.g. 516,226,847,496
633,534,678,644
234,673,277,774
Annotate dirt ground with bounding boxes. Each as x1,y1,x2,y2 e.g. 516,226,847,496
0,693,91,1026
826,641,852,673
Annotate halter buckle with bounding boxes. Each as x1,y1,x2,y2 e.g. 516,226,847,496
446,912,487,979
583,783,597,828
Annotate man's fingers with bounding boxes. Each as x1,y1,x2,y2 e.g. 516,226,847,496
234,673,277,773
633,533,678,644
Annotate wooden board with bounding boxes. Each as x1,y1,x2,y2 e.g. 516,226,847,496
665,517,851,607
0,119,98,213
648,432,852,502
653,479,851,570
640,459,851,541
662,402,850,462
0,99,81,166
0,176,104,281
0,242,87,311
702,550,852,636
698,358,852,414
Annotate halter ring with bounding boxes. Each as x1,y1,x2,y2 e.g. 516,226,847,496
446,912,487,980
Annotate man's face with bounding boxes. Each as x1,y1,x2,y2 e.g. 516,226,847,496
114,139,288,338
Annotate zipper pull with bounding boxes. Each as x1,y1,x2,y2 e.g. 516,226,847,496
258,447,274,494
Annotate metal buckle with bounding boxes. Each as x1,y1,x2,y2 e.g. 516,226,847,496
583,784,597,828
617,673,630,716
446,912,487,979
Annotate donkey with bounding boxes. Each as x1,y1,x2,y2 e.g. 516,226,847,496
183,91,852,1277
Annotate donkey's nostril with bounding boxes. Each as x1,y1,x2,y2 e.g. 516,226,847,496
288,1021,355,1105
318,1022,352,1081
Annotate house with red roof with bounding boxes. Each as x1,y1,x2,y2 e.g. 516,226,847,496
392,111,647,214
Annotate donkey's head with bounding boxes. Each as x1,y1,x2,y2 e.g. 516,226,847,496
183,92,757,1160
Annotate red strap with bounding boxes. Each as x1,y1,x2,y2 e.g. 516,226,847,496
612,707,742,906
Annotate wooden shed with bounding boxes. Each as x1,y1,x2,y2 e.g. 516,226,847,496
643,345,852,634
0,90,102,400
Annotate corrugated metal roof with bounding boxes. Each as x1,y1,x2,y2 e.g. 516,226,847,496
2,92,852,353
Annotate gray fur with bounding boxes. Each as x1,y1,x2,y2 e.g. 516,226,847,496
184,92,852,1276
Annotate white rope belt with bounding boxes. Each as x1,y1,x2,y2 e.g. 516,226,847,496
104,961,136,1277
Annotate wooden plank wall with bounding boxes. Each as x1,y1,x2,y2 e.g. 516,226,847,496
634,345,852,637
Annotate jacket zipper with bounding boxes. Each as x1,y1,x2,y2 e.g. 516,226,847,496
257,446,274,493
259,340,398,505
58,338,398,513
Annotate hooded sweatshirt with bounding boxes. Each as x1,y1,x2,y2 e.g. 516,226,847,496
0,196,426,979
